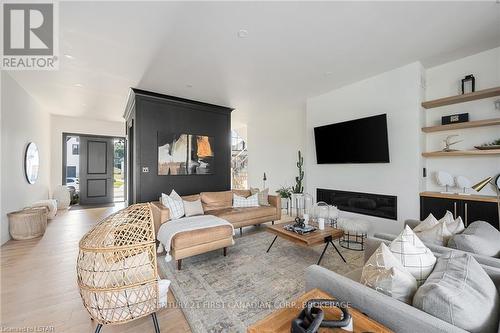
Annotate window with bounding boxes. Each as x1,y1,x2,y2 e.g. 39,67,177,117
72,144,79,155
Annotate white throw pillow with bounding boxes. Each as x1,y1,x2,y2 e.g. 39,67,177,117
446,216,465,235
161,190,184,220
439,210,454,224
415,221,453,246
413,213,439,232
389,226,437,285
233,193,259,208
361,243,417,304
183,199,204,217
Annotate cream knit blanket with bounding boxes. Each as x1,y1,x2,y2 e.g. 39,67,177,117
156,215,234,262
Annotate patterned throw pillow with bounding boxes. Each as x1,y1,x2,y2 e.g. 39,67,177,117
161,190,185,220
233,193,259,208
415,221,453,246
250,188,270,206
361,243,417,304
389,226,437,285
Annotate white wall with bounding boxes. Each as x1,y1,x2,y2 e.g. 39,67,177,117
424,47,500,195
50,115,125,191
305,63,425,235
245,105,305,194
1,73,51,245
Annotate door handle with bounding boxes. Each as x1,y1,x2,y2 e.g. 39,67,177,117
453,202,457,219
464,203,468,227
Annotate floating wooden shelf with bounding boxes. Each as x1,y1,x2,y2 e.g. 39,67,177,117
422,86,500,109
422,117,500,133
422,149,500,157
420,191,498,203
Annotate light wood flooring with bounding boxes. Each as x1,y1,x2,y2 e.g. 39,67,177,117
0,204,192,333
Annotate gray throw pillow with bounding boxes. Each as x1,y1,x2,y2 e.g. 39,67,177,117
183,199,204,217
448,221,500,257
250,188,270,206
413,252,499,333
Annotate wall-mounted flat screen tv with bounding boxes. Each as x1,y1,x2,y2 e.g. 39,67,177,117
314,114,389,164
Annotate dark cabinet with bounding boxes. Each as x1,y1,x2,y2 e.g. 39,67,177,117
420,193,499,230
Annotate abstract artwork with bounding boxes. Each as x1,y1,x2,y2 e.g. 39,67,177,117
158,132,214,175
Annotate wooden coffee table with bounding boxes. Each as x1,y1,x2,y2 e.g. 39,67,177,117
266,221,346,265
247,288,392,333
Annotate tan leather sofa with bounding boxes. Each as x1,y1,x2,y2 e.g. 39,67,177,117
151,190,281,269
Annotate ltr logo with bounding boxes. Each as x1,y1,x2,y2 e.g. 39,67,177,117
3,3,53,55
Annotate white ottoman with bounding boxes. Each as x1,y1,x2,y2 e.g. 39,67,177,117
337,218,370,251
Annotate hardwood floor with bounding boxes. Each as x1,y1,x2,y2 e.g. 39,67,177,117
0,204,192,333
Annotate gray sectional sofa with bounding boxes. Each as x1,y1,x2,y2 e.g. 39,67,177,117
305,237,500,333
375,219,500,268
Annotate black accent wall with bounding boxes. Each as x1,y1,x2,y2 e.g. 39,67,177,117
124,89,233,204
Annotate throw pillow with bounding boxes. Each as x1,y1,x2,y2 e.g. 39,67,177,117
415,220,453,246
446,216,465,235
413,213,439,232
439,210,454,225
360,243,417,304
389,226,437,285
448,221,500,257
183,199,204,217
161,190,184,220
233,193,259,208
413,252,499,333
250,188,270,206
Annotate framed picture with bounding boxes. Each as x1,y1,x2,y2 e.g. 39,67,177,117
158,132,214,175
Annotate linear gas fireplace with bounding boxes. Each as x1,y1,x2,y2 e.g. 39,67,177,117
317,188,397,220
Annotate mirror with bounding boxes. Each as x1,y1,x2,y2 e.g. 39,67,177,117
25,142,40,184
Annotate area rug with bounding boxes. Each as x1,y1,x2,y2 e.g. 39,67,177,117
158,228,364,333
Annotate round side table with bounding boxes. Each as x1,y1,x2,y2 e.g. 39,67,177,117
338,218,370,251
8,207,48,240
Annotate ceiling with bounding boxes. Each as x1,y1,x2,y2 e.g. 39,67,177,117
7,1,500,124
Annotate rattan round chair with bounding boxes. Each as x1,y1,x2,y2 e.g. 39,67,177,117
77,203,168,333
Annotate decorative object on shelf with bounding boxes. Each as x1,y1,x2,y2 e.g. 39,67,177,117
262,172,267,189
472,175,500,226
461,74,475,94
441,113,469,125
77,203,167,333
337,218,370,251
442,134,463,152
455,175,472,195
7,207,48,240
293,150,304,194
24,142,39,184
495,99,500,110
291,299,352,333
53,185,71,209
475,138,500,150
436,171,455,193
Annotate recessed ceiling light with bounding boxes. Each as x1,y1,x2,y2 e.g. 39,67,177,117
74,83,83,88
64,54,75,59
186,84,193,88
237,30,248,38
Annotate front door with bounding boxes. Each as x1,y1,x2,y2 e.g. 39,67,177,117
79,136,114,205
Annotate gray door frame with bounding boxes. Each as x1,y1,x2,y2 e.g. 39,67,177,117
62,132,127,203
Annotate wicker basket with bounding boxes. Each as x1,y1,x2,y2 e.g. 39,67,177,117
7,207,48,240
77,203,160,326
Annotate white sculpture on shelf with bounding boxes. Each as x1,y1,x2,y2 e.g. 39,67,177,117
53,185,71,209
436,171,455,193
455,175,472,195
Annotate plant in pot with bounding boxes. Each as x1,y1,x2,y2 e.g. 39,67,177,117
276,186,292,210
